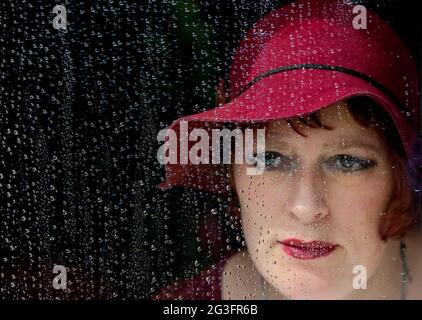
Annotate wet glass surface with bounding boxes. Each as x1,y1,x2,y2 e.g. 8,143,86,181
1,0,421,300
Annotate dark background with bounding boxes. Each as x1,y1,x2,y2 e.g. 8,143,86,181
0,0,421,299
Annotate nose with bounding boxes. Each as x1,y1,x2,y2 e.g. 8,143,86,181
288,169,329,225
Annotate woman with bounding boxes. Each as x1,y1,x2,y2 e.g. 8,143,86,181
154,0,422,299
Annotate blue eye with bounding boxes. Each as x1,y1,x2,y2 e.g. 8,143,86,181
255,151,295,171
326,154,376,172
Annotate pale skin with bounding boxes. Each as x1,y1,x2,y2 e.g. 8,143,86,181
222,101,422,300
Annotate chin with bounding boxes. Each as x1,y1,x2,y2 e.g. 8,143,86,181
273,269,352,300
282,284,351,300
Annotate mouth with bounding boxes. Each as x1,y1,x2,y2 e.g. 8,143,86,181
277,238,339,260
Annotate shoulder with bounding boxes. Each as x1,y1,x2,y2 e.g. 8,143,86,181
151,257,231,300
221,249,262,300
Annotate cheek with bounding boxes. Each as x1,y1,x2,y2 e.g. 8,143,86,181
234,173,281,248
327,173,394,268
329,173,394,232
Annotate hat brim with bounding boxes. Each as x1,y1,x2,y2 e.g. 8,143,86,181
158,68,418,194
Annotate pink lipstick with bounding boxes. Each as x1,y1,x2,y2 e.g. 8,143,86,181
277,238,339,260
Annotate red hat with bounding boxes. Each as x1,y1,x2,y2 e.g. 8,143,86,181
158,0,420,195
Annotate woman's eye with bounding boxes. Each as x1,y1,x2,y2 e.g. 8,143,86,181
255,151,295,171
326,154,376,172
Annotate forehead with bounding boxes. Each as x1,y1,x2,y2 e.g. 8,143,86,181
267,101,348,130
263,101,386,150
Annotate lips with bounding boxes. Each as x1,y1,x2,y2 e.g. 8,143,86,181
277,238,339,260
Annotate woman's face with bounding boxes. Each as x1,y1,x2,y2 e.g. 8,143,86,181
232,101,400,299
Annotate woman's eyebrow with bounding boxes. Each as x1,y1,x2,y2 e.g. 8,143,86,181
264,140,294,151
264,139,383,154
322,140,382,153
